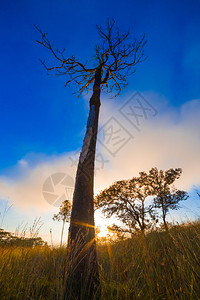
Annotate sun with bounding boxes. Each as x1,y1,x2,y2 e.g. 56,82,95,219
97,225,110,238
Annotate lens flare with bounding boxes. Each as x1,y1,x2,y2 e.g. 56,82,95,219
97,225,110,237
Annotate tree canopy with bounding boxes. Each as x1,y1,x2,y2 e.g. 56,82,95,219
52,200,72,223
95,178,156,234
138,168,188,230
95,167,188,234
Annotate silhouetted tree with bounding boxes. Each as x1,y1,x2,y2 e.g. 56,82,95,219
53,200,71,247
36,18,146,299
96,168,188,234
95,177,157,235
138,168,188,230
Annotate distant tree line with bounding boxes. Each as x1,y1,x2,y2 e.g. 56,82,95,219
0,218,47,247
0,228,47,247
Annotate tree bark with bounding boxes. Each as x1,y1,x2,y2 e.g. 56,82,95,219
162,207,168,231
60,219,65,248
64,68,102,299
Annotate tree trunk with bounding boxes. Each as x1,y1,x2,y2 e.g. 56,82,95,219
141,200,145,235
63,68,101,299
162,208,168,231
60,219,65,248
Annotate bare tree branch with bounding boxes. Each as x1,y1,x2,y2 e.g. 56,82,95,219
35,19,147,97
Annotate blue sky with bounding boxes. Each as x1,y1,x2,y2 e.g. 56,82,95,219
0,0,200,243
1,0,200,169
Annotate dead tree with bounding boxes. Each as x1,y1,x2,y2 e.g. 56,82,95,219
35,19,147,299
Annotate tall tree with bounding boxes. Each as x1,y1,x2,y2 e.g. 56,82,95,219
53,200,71,247
138,168,188,230
36,19,146,299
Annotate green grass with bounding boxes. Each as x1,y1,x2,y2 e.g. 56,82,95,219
0,221,200,299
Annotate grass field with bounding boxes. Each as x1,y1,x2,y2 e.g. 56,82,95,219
0,221,200,299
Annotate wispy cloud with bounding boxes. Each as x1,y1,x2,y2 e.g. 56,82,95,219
0,92,200,214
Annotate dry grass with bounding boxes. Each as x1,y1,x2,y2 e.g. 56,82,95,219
0,221,200,299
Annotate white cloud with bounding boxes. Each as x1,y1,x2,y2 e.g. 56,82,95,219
0,153,77,214
0,93,200,214
95,95,200,192
18,159,28,168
